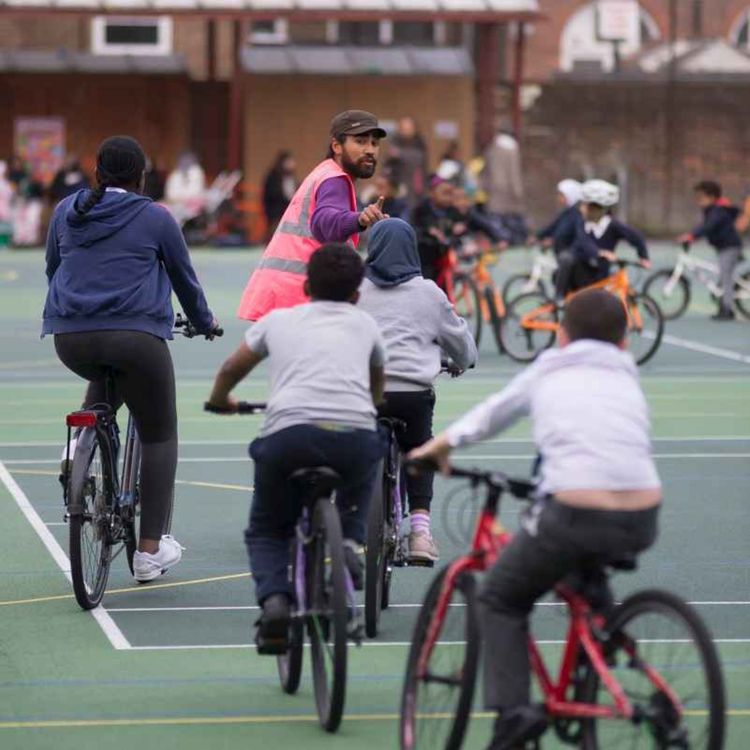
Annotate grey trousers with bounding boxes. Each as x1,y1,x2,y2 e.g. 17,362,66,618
718,247,742,311
478,498,659,710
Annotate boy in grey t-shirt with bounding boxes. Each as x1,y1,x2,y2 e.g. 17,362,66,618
207,244,385,653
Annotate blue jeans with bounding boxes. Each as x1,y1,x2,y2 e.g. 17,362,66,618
245,423,385,604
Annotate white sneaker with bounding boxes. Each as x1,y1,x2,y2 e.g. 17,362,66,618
133,535,184,583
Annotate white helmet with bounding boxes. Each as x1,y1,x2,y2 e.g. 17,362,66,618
581,179,620,207
557,179,582,207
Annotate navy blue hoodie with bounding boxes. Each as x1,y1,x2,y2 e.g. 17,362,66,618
43,189,213,339
365,218,422,288
691,199,742,251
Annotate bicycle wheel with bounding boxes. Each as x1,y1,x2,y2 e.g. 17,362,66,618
308,498,349,732
499,291,557,363
643,270,691,321
365,460,388,638
400,567,480,750
277,540,304,694
502,272,546,303
733,269,750,319
484,286,506,355
453,273,483,345
68,427,112,610
625,293,664,366
581,589,725,750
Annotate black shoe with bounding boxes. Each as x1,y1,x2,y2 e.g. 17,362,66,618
485,705,548,750
343,541,364,591
711,307,735,321
255,593,291,655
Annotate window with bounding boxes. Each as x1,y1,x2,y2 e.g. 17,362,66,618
249,19,289,45
289,21,330,45
337,21,381,46
91,16,173,56
729,9,750,50
392,21,434,46
559,1,661,72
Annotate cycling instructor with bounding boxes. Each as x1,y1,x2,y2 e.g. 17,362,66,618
237,110,388,321
42,135,219,583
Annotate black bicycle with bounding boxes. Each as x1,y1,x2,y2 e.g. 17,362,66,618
62,314,221,610
204,401,362,732
365,361,465,638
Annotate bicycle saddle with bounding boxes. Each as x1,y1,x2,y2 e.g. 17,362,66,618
289,466,341,496
378,416,407,433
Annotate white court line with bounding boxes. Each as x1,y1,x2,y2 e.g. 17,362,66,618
4,453,750,466
0,461,131,650
657,333,750,365
127,638,750,651
106,601,750,613
2,436,749,449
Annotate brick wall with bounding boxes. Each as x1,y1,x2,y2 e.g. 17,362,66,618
520,79,750,234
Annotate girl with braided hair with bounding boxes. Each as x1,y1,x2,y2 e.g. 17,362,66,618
43,135,220,582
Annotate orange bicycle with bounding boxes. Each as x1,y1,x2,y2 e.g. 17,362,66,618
499,260,664,365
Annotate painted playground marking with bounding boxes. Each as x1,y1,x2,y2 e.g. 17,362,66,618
0,461,130,649
657,333,750,366
1,708,747,730
4,452,750,467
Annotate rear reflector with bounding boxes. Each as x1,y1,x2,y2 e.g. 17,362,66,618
66,411,98,428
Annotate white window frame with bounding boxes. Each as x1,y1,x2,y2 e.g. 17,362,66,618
249,18,289,45
91,16,173,56
729,9,750,50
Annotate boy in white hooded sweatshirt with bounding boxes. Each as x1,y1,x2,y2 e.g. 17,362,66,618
411,288,661,750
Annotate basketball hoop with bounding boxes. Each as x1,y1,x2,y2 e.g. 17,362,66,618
596,0,640,43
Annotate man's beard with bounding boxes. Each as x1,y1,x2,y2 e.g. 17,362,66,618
341,150,377,179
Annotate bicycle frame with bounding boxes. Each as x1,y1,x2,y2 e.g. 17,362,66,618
665,250,721,296
416,494,682,725
520,267,644,334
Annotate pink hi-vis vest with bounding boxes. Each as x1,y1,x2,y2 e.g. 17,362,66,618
237,159,360,321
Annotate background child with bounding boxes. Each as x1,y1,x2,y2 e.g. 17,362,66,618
678,180,743,320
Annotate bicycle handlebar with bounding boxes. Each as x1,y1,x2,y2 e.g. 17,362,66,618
404,458,535,500
204,401,267,415
174,313,224,340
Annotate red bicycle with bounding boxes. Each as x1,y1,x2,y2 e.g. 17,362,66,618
399,465,725,750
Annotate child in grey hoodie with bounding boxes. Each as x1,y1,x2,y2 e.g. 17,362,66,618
358,218,478,561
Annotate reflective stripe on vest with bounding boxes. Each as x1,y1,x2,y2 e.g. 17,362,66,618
256,256,308,275
277,179,315,239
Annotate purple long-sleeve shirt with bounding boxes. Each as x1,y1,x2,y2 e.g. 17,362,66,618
310,177,362,243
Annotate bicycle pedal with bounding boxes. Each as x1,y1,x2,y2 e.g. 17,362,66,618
407,558,435,568
255,637,289,656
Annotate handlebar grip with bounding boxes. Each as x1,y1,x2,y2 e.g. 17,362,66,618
204,401,234,414
236,402,266,414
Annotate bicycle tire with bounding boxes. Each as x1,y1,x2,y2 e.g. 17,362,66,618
400,566,480,750
68,427,113,610
453,273,483,346
365,460,387,638
580,589,725,750
643,270,691,320
626,293,664,366
277,540,304,694
502,272,545,303
484,286,506,355
734,270,750,319
308,497,349,732
499,291,557,363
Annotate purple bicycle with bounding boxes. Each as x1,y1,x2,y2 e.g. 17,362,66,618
204,401,361,733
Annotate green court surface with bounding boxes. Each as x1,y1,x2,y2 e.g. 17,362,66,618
0,244,748,750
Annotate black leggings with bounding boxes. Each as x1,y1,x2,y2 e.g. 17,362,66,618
54,330,177,540
378,389,436,512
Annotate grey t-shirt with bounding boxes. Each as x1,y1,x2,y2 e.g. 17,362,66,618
244,300,386,437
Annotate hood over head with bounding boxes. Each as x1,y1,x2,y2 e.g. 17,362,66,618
365,218,422,288
65,189,152,247
557,179,582,207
